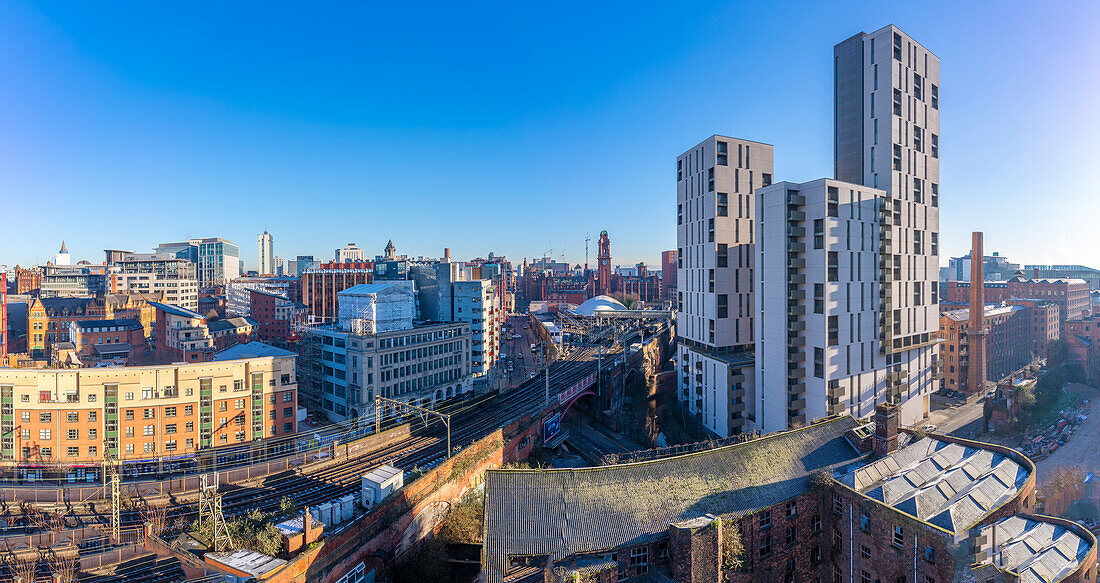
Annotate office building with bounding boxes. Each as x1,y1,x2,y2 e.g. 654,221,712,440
454,280,500,377
1025,264,1100,291
151,302,216,362
335,243,365,263
40,264,106,298
299,262,375,322
828,25,940,428
946,251,1019,282
661,250,677,303
156,238,240,287
258,231,274,276
226,276,298,317
676,135,774,437
947,277,1090,323
108,252,199,311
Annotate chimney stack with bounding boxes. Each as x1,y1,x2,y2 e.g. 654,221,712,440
444,248,450,261
968,232,988,395
874,402,900,456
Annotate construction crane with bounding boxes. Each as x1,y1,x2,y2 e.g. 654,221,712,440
580,226,591,272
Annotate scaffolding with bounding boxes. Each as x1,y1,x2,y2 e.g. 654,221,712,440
199,473,233,552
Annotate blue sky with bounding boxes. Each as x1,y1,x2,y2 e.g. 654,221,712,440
2,1,1098,270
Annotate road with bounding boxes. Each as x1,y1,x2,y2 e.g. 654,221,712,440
1031,383,1100,483
498,314,540,390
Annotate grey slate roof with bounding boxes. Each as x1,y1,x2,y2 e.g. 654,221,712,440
839,437,1030,534
482,416,862,583
976,516,1092,583
149,301,204,319
213,341,294,360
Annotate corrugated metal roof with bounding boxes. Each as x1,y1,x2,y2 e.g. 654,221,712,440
977,516,1092,583
483,417,862,583
840,438,1029,534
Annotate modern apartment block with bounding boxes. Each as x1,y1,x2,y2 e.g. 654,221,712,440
108,252,199,310
258,231,274,276
454,279,500,377
757,179,902,431
676,135,773,437
829,25,941,428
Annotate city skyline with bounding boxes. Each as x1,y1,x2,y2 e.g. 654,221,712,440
3,1,1098,269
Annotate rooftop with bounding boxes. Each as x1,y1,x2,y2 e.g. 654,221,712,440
483,416,862,583
338,283,406,295
363,464,403,485
213,341,295,361
204,549,286,579
943,304,1027,322
72,318,142,330
572,295,627,317
149,302,205,319
838,437,1030,534
976,516,1093,583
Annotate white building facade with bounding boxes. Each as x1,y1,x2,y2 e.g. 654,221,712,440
675,135,773,437
453,279,501,378
833,25,940,428
110,253,199,310
335,243,365,263
258,231,274,275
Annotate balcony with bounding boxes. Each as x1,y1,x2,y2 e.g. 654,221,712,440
788,273,805,285
695,373,703,383
787,335,806,348
788,304,806,316
787,241,806,253
788,380,806,395
789,349,806,363
787,209,806,222
788,257,806,269
789,397,806,410
729,372,745,383
787,193,806,206
788,364,806,378
787,320,805,332
788,289,806,301
787,225,806,237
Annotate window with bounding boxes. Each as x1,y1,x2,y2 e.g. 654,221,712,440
284,422,294,432
814,284,824,314
125,409,134,420
717,193,728,216
219,402,227,412
931,183,939,207
760,535,772,557
143,425,155,436
893,524,904,548
931,134,939,158
165,424,177,434
88,428,97,440
708,269,715,293
833,493,844,515
165,407,176,417
283,392,293,403
717,244,728,267
40,429,51,440
832,529,843,550
827,185,838,217
931,84,939,109
67,446,79,458
861,545,871,559
66,429,78,440
88,445,97,457
126,427,134,437
142,387,154,399
186,421,194,432
893,32,902,61
707,167,714,192
913,73,923,99
893,143,902,170
834,566,843,583
125,392,133,400
814,347,824,379
41,447,52,458
785,500,797,517
762,173,772,186
860,509,870,532
828,315,839,346
66,412,78,423
828,251,839,282
717,294,728,319
39,412,51,422
677,204,683,225
811,514,821,534
785,525,797,545
235,431,246,441
629,547,648,575
862,570,873,583
893,88,902,116
20,429,28,439
165,440,177,452
814,219,824,249
125,444,134,454
924,546,935,563
760,511,772,528
717,141,728,165
143,408,155,419
913,126,923,152
185,405,194,415
144,443,155,453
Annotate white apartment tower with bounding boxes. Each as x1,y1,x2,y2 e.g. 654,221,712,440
258,231,274,275
676,135,773,437
753,26,939,432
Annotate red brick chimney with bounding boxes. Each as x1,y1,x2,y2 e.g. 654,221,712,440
874,403,899,456
444,248,450,261
968,232,988,395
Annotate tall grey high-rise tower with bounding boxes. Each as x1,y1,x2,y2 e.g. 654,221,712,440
833,25,941,426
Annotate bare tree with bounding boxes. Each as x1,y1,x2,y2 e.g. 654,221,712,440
141,501,169,537
49,555,79,583
11,553,38,583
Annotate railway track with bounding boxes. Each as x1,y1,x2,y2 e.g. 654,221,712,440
7,344,619,533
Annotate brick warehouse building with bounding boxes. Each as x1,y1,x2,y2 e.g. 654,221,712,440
938,304,1034,393
947,278,1090,323
483,412,1096,583
299,261,374,322
0,343,296,480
